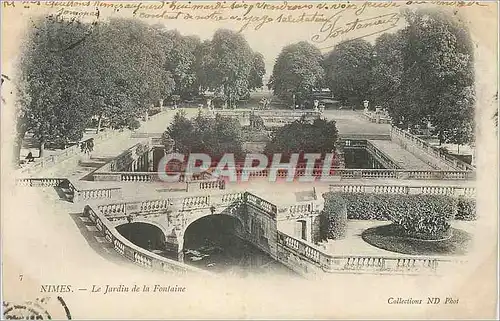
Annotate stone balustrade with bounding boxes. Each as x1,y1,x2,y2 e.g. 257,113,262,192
120,172,161,182
391,126,475,171
203,167,473,181
94,171,214,183
362,111,392,124
335,169,474,180
182,195,211,210
84,205,209,275
277,231,452,275
215,109,321,118
74,187,122,202
277,201,321,221
219,192,244,204
187,179,225,192
329,184,475,198
16,177,67,187
96,192,248,220
245,193,277,217
16,177,122,203
93,140,152,175
97,198,176,218
18,130,129,176
365,140,401,169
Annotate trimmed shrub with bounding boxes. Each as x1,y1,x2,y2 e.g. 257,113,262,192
323,192,471,221
320,196,347,241
390,195,455,240
456,198,477,221
311,215,322,244
127,118,141,130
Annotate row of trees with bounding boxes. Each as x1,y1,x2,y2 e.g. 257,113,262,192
269,9,475,145
15,16,266,161
165,111,244,161
165,111,339,163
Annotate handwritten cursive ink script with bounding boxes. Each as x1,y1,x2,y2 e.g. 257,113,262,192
311,12,401,49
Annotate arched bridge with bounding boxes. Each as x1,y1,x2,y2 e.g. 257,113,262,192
94,192,279,262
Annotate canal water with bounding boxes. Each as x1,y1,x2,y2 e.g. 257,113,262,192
182,216,296,277
183,232,295,277
117,218,297,278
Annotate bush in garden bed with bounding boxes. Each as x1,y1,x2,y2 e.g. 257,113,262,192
456,197,477,221
319,196,347,241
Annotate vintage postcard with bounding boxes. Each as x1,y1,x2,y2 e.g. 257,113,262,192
1,0,498,319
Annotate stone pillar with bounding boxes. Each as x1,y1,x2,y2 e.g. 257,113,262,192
176,230,184,263
148,149,154,172
306,216,313,243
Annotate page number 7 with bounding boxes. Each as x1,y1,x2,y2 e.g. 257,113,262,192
19,274,23,281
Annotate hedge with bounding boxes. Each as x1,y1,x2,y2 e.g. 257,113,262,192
321,192,477,241
456,197,476,221
322,193,476,221
319,196,347,241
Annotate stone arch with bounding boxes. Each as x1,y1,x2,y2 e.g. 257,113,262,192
117,219,170,236
115,221,169,253
178,213,245,261
181,211,244,239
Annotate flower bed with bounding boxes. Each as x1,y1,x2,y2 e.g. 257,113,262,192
361,224,471,256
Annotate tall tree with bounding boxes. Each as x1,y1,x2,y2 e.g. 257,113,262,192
164,31,201,99
269,41,324,107
323,39,374,107
16,16,95,158
201,29,255,108
399,9,475,144
248,52,266,90
370,31,405,119
81,19,175,133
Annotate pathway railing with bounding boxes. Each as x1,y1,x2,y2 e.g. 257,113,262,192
328,184,475,198
16,177,122,203
206,167,474,181
334,169,475,180
390,126,475,171
277,201,322,221
93,171,215,183
362,111,392,124
95,192,247,219
365,140,401,169
18,130,130,176
277,231,456,275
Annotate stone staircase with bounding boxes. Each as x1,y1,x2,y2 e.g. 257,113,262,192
369,140,435,170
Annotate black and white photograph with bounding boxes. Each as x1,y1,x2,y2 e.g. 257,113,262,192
1,1,498,319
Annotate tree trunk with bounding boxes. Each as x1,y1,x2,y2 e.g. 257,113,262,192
39,141,45,158
13,137,22,167
96,114,103,134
